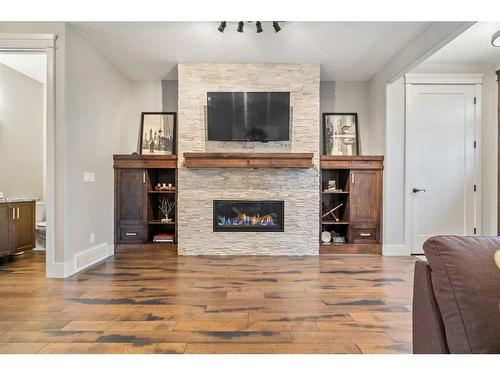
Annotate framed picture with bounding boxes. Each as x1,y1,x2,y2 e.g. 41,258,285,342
322,113,359,155
139,112,176,155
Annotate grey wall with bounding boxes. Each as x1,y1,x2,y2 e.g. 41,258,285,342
0,62,43,200
320,81,369,154
65,24,133,262
162,80,178,112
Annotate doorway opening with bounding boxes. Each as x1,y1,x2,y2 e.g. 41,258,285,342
0,33,56,277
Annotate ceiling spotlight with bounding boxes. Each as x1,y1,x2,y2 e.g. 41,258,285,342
256,21,263,33
492,30,500,47
218,21,227,33
272,21,281,33
237,21,244,33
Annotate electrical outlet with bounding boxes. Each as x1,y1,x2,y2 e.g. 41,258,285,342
83,172,95,183
90,232,95,244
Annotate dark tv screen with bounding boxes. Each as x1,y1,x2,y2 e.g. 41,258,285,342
207,92,290,141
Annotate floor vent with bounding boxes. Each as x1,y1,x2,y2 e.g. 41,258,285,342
75,243,110,272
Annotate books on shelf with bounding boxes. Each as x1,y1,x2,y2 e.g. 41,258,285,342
153,233,175,243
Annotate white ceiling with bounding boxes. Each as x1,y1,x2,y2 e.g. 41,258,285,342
71,21,431,81
0,53,46,83
425,22,500,65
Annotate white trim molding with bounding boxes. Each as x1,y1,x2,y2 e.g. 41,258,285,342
382,244,410,256
0,33,58,277
405,73,484,85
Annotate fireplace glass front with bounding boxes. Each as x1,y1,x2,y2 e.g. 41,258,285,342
213,200,284,232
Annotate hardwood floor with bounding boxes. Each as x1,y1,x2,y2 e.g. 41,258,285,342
0,248,416,354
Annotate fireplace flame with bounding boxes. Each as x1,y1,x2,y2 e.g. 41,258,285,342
217,212,277,227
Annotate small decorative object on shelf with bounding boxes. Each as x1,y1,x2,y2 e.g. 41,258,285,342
321,231,332,244
159,198,175,223
332,233,346,245
155,183,176,191
322,202,343,222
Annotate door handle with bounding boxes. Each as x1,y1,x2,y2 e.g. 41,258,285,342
143,171,146,184
126,232,137,236
351,173,355,184
412,188,426,193
359,233,372,237
12,207,16,220
16,207,20,219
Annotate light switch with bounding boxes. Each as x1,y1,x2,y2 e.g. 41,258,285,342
83,172,95,183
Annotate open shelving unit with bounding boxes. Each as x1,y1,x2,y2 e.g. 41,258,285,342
113,154,177,252
320,156,383,254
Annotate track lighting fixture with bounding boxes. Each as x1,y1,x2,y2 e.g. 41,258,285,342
218,21,283,34
218,21,226,33
256,21,263,33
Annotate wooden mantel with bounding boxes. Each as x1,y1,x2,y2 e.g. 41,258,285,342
320,155,384,170
183,152,314,169
113,154,177,169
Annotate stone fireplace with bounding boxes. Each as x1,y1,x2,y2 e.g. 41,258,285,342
177,63,320,255
213,200,285,232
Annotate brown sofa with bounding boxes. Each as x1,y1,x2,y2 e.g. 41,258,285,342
413,236,500,354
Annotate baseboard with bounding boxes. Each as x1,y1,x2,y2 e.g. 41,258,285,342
382,244,410,256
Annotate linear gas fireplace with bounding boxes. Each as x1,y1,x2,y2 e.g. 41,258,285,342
213,200,284,232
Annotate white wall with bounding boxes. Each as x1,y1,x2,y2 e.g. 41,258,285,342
320,81,369,153
64,24,133,269
0,62,43,199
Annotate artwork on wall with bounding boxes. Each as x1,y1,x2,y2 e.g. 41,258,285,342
322,113,359,155
139,112,176,155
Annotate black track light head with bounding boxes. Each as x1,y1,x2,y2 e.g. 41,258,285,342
218,21,227,33
273,21,281,33
237,21,244,33
256,21,263,33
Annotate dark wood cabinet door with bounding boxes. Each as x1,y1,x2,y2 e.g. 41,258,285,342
348,170,381,222
12,202,35,254
115,168,147,243
0,204,11,256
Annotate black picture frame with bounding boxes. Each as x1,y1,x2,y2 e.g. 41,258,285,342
138,112,177,155
322,112,360,155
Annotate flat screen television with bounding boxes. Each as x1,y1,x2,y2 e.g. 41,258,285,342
207,92,290,141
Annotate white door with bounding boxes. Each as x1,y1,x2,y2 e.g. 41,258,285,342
406,84,478,254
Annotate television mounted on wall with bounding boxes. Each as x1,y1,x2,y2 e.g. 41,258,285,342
207,92,290,142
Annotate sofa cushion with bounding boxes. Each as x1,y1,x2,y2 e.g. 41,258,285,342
424,236,500,353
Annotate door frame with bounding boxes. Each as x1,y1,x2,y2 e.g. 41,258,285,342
404,73,483,254
0,33,57,276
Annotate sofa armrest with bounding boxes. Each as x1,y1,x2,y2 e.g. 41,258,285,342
413,261,449,354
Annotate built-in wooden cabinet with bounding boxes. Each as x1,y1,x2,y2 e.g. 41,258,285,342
320,156,383,254
114,155,177,250
0,201,36,258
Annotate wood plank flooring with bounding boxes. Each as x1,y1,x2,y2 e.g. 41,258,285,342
0,249,416,354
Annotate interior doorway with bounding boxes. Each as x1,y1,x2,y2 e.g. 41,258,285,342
0,33,56,276
405,75,481,254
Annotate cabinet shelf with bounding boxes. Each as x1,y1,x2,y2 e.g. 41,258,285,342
322,191,349,194
148,191,176,194
321,221,349,225
148,220,176,225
